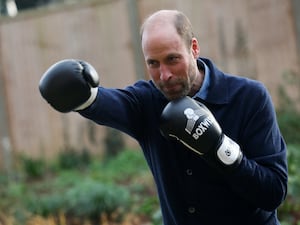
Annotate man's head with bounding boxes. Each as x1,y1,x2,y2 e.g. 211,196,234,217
140,10,203,100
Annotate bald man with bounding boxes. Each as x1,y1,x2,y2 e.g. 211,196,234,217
39,10,288,225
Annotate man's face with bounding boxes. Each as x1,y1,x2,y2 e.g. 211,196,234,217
142,25,199,100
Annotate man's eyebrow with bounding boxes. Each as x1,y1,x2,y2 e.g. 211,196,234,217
146,58,155,62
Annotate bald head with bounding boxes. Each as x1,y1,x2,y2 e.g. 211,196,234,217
140,10,195,49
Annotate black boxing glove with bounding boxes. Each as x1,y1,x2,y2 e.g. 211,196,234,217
39,59,99,113
160,96,243,172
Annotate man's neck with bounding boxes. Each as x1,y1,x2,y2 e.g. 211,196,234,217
188,69,205,97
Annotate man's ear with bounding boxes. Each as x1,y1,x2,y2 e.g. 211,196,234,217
191,38,200,58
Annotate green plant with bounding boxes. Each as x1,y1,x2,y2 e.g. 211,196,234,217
57,147,91,170
277,111,300,144
0,148,159,224
135,196,160,220
278,144,300,225
21,156,46,179
64,179,130,223
276,69,300,145
103,149,148,181
104,128,125,159
25,192,63,217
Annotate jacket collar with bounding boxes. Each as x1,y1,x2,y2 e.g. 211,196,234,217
194,57,230,105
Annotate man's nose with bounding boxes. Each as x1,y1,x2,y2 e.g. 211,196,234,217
159,65,172,81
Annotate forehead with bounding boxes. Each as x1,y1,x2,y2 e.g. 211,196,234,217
142,25,186,59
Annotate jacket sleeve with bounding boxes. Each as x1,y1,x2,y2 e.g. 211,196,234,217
225,82,288,211
78,85,144,139
78,80,164,140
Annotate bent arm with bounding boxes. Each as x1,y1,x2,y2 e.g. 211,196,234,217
225,87,288,211
227,142,287,211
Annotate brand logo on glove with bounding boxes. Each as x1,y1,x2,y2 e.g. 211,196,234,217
184,108,213,140
225,149,231,157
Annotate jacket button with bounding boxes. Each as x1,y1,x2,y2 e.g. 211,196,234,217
186,169,193,175
188,207,196,214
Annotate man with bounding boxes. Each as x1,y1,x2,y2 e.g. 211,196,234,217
39,9,288,225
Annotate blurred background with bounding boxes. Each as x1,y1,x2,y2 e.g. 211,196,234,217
0,0,299,224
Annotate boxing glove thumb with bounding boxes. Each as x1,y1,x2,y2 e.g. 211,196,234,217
39,59,99,113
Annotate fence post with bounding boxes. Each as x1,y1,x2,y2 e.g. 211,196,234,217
126,0,146,80
291,0,300,65
0,30,13,174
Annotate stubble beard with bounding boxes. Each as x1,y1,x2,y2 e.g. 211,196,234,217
152,55,199,100
159,66,196,101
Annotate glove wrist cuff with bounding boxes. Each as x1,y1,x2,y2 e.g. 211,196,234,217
75,87,98,111
214,135,243,173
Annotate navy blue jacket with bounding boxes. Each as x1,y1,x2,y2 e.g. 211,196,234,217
80,58,288,225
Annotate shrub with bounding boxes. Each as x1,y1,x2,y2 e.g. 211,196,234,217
103,149,148,181
25,192,63,217
277,111,300,144
278,144,300,225
20,156,46,179
64,179,130,223
0,148,157,224
57,147,91,170
104,128,125,159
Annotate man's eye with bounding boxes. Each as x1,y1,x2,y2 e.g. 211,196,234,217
147,60,159,68
168,56,180,63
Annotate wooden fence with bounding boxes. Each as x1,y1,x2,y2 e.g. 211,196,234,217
0,0,299,169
